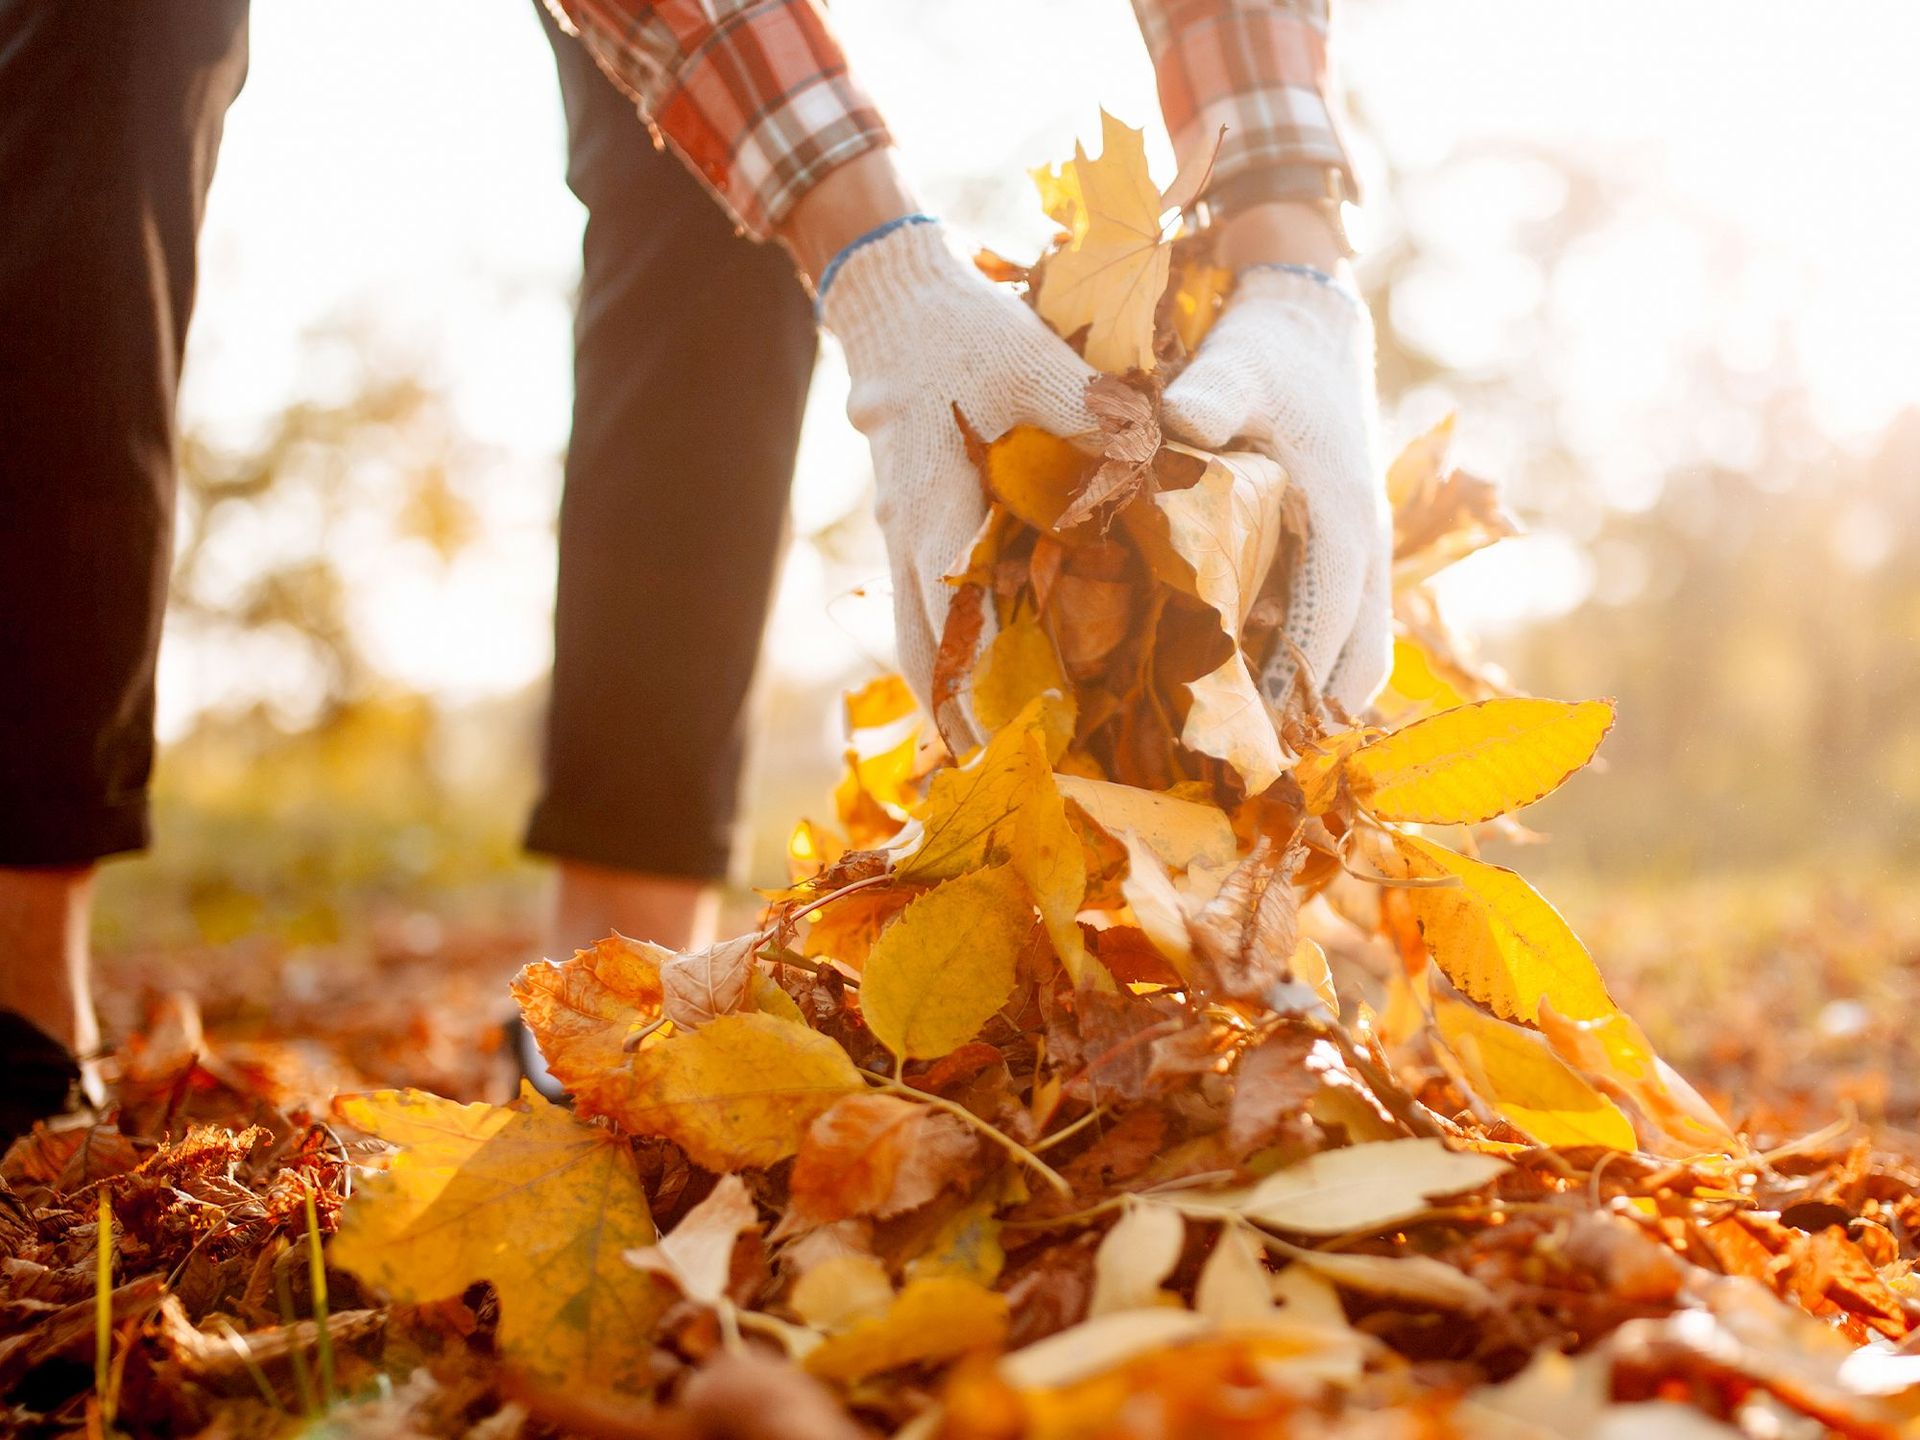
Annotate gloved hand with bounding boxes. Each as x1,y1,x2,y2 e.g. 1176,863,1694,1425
821,220,1097,737
1161,266,1390,716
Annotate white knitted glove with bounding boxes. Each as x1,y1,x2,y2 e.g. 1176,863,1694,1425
1161,267,1390,716
822,220,1097,736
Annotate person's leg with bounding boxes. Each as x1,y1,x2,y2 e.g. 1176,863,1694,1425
527,4,817,954
0,1,249,1067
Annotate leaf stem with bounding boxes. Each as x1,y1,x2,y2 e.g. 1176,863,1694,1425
868,1076,1071,1197
1032,1104,1108,1153
95,1189,114,1427
303,1186,336,1405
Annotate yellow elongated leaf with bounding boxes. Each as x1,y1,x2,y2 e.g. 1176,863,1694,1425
1000,1309,1211,1391
1055,773,1239,872
1268,1240,1497,1313
1032,110,1171,373
510,936,665,1119
1181,653,1290,794
1174,1137,1508,1236
974,611,1068,736
614,1012,863,1171
1089,1203,1186,1316
804,1275,1008,1383
862,865,1032,1061
1537,1004,1736,1150
1433,998,1637,1152
1116,831,1198,978
899,696,1093,983
1345,698,1614,824
331,1088,662,1390
1388,832,1617,1027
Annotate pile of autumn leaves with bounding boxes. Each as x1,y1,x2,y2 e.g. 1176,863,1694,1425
323,115,1920,1436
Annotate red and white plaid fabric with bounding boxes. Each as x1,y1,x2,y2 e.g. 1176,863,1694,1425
548,0,1354,240
1134,0,1357,204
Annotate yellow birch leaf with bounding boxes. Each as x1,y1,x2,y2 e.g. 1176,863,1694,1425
1537,1004,1737,1151
900,695,1071,882
804,1275,1009,1383
1170,258,1233,353
1055,773,1239,872
613,1012,863,1171
509,936,664,1119
1387,831,1617,1026
790,1254,895,1332
898,696,1094,984
1432,997,1638,1152
751,971,808,1027
861,865,1032,1061
1032,110,1172,373
844,674,917,732
1345,698,1615,825
974,611,1069,736
905,1198,1006,1287
1181,653,1290,794
1174,1137,1508,1236
979,426,1096,536
1379,636,1468,721
331,1088,663,1390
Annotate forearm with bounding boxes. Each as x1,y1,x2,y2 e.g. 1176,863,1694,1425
775,148,921,285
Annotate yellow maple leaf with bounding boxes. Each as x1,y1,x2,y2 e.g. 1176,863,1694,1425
330,1088,663,1390
1386,832,1616,1027
509,935,664,1118
1432,998,1637,1152
861,865,1032,1061
804,1275,1009,1383
613,1012,863,1171
1032,110,1174,373
1343,697,1615,825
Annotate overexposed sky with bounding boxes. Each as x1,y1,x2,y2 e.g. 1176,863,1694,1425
167,0,1920,735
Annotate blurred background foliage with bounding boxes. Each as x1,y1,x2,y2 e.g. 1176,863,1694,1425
96,4,1919,971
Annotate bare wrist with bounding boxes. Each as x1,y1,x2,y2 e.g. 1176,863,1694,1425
777,147,921,284
1213,201,1351,280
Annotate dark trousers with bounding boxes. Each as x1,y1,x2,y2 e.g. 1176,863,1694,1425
0,2,816,880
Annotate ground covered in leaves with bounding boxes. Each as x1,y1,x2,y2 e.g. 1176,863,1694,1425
7,116,1918,1439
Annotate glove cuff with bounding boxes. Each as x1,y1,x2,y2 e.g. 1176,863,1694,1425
819,219,972,344
1233,264,1369,328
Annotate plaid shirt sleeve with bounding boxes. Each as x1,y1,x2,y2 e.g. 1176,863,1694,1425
545,0,891,239
1133,0,1359,205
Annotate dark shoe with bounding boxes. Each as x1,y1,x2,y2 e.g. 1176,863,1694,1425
502,1012,568,1105
0,1011,84,1149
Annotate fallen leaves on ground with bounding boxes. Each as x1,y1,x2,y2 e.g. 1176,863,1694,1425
6,112,1918,1440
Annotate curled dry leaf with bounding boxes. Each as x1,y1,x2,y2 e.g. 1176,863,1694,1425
786,1092,978,1230
627,1172,760,1308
